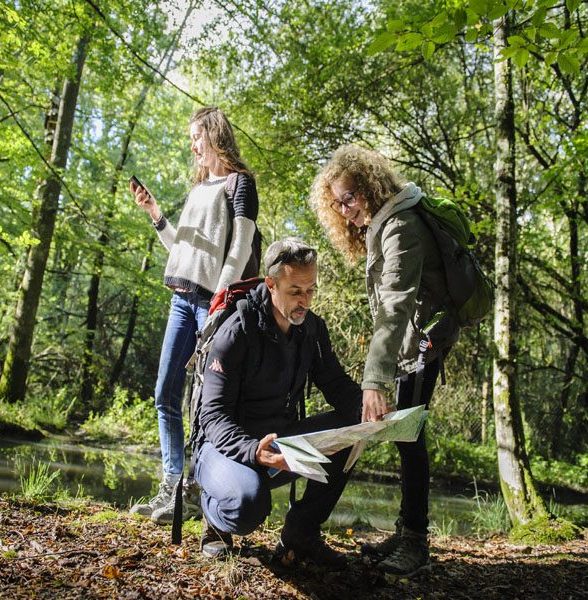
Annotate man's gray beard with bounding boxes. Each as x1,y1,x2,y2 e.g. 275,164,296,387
288,311,307,326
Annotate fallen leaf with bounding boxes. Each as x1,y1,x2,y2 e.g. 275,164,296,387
102,564,122,579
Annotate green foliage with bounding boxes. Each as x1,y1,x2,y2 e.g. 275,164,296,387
52,482,89,506
530,455,588,493
357,440,401,473
0,388,76,432
0,401,39,433
29,389,77,431
371,0,587,73
429,435,498,482
0,0,586,525
81,387,158,446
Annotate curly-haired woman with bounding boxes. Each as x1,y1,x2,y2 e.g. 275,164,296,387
310,144,457,577
129,107,259,524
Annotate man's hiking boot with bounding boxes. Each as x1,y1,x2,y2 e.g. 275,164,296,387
275,523,346,569
151,482,202,524
377,529,430,577
129,481,175,517
200,516,233,559
361,517,404,559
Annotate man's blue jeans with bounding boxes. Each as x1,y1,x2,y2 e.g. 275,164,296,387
195,410,357,536
155,291,210,478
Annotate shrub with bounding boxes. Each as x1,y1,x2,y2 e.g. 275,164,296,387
81,387,159,446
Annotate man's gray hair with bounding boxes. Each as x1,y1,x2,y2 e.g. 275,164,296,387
264,237,318,278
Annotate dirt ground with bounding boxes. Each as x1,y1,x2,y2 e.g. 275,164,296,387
1,498,587,599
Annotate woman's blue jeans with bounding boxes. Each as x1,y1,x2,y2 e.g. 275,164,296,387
155,291,210,478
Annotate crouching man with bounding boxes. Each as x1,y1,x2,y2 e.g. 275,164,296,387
194,238,385,567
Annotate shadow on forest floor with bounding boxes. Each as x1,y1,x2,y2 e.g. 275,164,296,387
1,497,586,599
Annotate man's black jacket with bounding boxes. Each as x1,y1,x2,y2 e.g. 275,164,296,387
198,283,362,467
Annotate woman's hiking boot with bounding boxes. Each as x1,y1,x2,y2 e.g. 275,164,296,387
200,516,233,559
129,480,175,517
377,528,430,577
361,517,404,559
150,481,202,524
274,522,346,569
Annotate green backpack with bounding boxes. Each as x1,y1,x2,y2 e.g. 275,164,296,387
416,196,494,329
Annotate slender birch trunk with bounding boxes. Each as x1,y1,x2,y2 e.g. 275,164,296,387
492,13,547,525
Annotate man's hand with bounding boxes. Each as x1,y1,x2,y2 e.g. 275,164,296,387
362,389,393,422
255,433,290,471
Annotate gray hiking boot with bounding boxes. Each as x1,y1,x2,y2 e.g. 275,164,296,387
361,517,404,559
200,516,233,559
150,481,202,524
377,529,430,577
129,480,175,517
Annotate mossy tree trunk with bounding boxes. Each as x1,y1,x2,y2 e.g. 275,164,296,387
492,12,548,526
0,36,90,403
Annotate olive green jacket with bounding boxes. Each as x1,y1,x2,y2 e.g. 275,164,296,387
362,188,455,391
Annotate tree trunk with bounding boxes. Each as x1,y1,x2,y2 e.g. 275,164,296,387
109,238,154,387
492,13,547,525
0,36,89,403
551,180,583,457
79,118,139,405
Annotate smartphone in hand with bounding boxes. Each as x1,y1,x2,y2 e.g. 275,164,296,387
129,175,147,193
129,174,154,204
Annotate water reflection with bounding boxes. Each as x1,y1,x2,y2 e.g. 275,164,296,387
271,479,478,533
0,438,160,507
0,437,481,532
3,438,585,533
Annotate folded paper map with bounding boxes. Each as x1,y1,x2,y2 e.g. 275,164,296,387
272,404,428,483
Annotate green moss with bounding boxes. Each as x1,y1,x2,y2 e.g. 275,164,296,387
87,509,120,523
510,515,580,544
182,519,203,537
2,549,18,559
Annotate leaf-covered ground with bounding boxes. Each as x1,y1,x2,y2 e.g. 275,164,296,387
1,498,586,599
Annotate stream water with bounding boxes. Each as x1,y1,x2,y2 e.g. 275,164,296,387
1,437,585,533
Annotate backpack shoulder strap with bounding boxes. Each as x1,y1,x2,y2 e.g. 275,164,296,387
225,172,238,201
236,297,263,381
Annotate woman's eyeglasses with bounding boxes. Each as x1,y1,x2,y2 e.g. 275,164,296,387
330,191,358,213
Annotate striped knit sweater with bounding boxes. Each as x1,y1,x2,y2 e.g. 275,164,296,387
154,173,258,297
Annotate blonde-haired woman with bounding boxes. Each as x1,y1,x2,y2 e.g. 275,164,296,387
311,144,456,577
129,106,258,524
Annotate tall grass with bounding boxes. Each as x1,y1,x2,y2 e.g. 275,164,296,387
470,480,510,536
18,460,60,501
430,517,458,540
